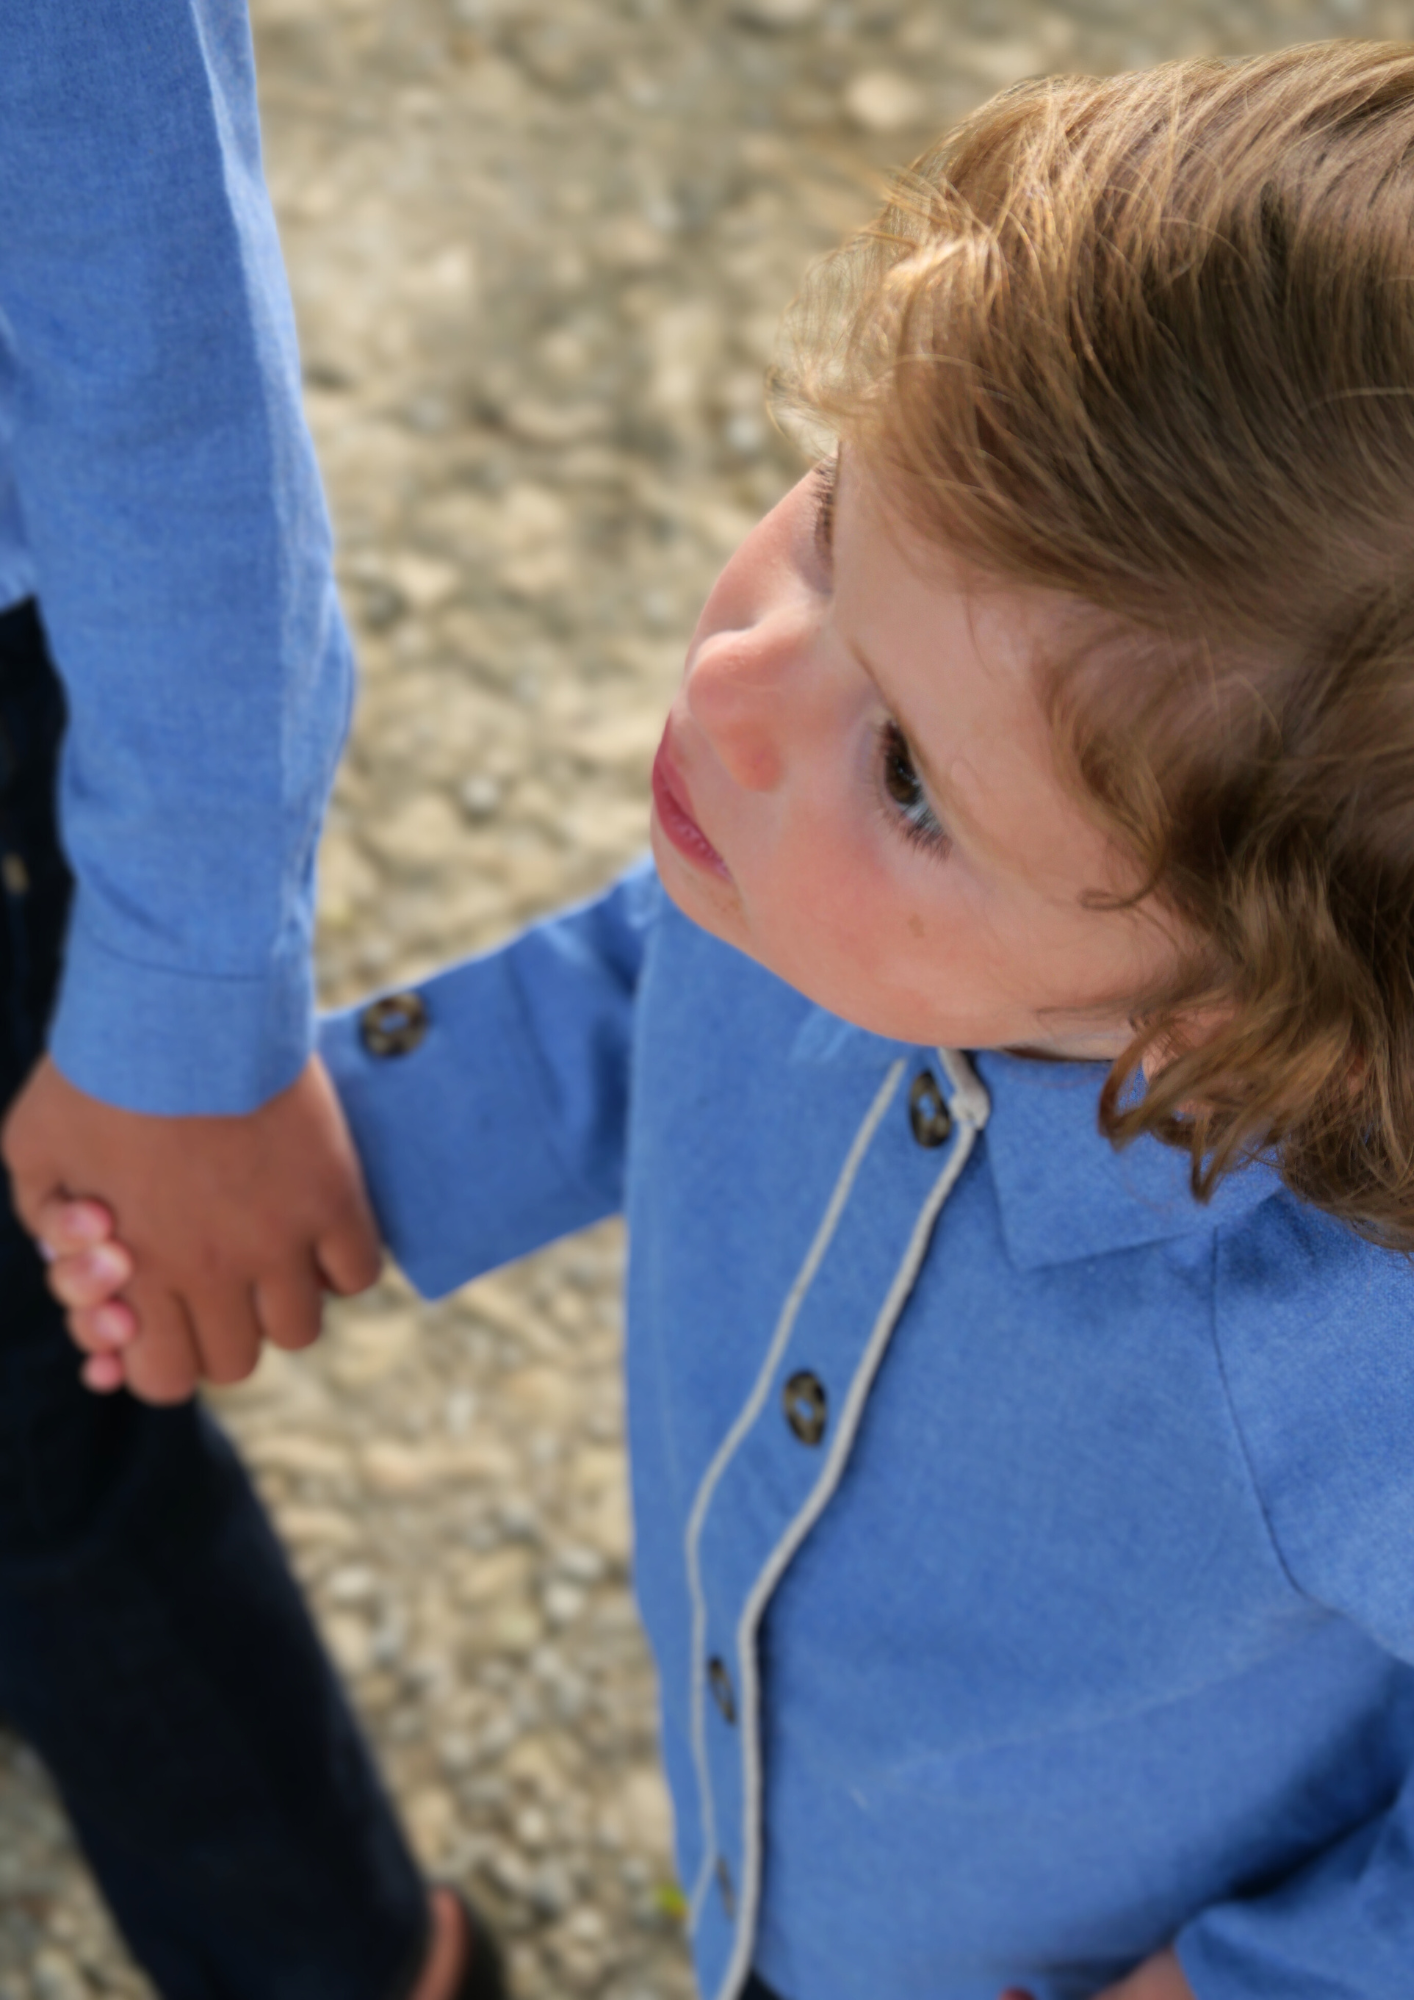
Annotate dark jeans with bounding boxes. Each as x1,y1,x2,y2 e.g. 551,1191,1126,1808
0,600,427,1999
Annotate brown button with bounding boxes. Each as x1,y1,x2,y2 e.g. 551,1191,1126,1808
708,1656,737,1725
2,853,28,896
359,991,428,1058
909,1069,952,1148
783,1370,827,1446
716,1856,736,1918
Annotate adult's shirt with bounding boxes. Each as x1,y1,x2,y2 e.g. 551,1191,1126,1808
325,862,1414,2000
0,1,349,1113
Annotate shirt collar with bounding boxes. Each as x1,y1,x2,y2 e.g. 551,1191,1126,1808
788,1010,1281,1271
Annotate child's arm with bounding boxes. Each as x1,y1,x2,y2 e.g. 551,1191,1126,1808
42,861,663,1386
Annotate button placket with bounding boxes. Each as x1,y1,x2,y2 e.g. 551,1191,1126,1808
715,1856,736,1919
707,1656,737,1725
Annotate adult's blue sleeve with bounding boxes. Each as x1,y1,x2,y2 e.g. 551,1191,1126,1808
1178,1199,1414,1999
0,1,350,1113
319,864,662,1298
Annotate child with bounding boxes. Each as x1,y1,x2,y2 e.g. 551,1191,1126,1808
46,39,1414,2000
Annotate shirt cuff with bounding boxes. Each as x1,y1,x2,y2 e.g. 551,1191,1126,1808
48,900,314,1116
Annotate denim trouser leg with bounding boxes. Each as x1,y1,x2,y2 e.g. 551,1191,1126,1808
0,600,428,2000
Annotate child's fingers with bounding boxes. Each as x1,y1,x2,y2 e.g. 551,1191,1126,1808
45,1242,133,1310
65,1300,138,1355
81,1350,129,1394
34,1195,117,1259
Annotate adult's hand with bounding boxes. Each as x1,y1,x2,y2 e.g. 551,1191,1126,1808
1001,1946,1196,2000
2,1053,381,1403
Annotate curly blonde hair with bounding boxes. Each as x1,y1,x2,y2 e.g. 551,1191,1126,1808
771,40,1414,1247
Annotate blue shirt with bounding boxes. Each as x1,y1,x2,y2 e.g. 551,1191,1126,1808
323,863,1414,2000
0,2,348,1112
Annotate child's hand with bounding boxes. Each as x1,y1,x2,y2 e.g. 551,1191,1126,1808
1001,1945,1195,2000
36,1196,139,1394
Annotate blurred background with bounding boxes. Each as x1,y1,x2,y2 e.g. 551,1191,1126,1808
0,1,1407,1994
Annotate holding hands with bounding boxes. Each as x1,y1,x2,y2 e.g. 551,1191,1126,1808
4,1053,381,1401
1001,1948,1195,2000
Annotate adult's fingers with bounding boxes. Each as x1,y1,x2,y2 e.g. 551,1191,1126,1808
45,1242,132,1311
315,1195,383,1298
255,1264,325,1352
120,1291,203,1406
185,1285,265,1387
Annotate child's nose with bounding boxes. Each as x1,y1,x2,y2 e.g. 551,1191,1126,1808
684,617,807,793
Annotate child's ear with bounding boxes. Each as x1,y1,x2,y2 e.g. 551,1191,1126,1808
1137,1001,1231,1084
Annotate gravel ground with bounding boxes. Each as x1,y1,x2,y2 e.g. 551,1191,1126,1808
2,1,1408,1993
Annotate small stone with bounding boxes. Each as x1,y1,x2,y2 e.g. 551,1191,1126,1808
360,1441,436,1494
31,1950,87,2000
565,1906,607,1945
843,69,928,134
528,1859,574,1918
275,1506,358,1551
554,1544,607,1585
363,793,465,874
542,1580,588,1627
323,1611,374,1678
733,0,821,24
459,775,502,822
439,1730,478,1775
489,1604,544,1656
326,1563,379,1606
330,1311,419,1388
514,1804,551,1850
244,1434,352,1480
406,1784,458,1863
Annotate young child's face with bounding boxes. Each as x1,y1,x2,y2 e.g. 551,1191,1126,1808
650,451,1178,1057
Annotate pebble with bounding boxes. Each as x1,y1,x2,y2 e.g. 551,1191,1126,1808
842,69,929,134
8,1,1380,1995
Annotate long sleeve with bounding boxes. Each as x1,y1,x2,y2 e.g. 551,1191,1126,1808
319,863,661,1298
1177,1198,1414,1999
0,1,350,1113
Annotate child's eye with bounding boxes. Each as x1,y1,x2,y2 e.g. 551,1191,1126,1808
878,721,950,856
812,457,837,570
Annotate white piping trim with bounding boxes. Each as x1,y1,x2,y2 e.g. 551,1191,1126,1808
684,1058,908,1928
714,1050,990,2000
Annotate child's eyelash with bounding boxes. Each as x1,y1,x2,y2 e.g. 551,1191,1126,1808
812,457,837,566
877,721,950,857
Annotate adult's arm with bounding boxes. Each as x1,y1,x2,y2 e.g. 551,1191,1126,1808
0,2,377,1398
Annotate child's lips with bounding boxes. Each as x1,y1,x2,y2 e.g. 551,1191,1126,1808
652,731,731,880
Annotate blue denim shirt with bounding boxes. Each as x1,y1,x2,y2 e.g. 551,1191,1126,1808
0,3,348,1112
324,863,1414,2000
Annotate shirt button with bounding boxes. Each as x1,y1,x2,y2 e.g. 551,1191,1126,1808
707,1656,737,1724
359,992,429,1058
909,1068,952,1148
716,1856,736,1919
2,853,28,896
782,1370,828,1446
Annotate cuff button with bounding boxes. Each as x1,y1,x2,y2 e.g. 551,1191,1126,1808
359,991,429,1058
